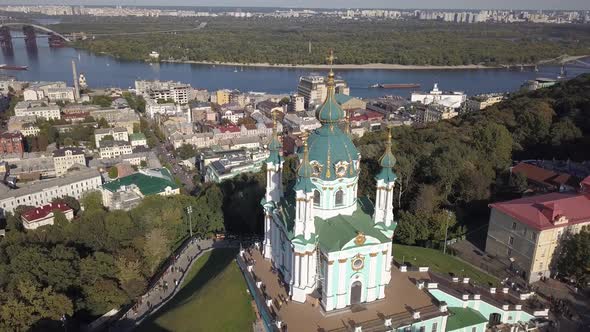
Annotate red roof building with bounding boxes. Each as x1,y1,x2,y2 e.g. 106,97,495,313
510,162,580,193
486,182,590,283
0,132,24,155
21,202,74,230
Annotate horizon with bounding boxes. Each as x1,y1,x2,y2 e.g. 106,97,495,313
1,1,590,11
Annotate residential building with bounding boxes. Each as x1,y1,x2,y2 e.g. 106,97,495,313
289,94,305,112
129,133,148,147
522,78,557,91
94,127,129,148
466,93,505,112
485,177,590,283
415,104,458,124
46,87,77,103
256,100,284,118
0,132,24,155
8,116,40,136
7,154,55,180
135,80,190,104
21,202,74,230
297,75,349,108
510,162,580,193
99,141,133,159
0,167,102,214
89,108,140,134
53,147,86,176
23,81,67,101
145,98,178,118
215,89,231,105
411,83,466,110
220,109,245,124
335,93,366,111
190,101,213,122
204,149,268,183
283,113,321,133
0,76,25,94
101,168,180,210
14,101,61,120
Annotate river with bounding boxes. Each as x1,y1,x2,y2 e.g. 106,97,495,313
1,34,589,98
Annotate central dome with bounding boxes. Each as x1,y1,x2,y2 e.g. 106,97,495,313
298,63,360,181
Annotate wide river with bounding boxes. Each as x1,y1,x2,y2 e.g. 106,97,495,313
1,35,589,98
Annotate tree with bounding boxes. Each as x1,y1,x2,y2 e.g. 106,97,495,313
108,167,119,179
411,184,441,215
472,122,513,170
81,278,128,316
91,95,113,108
142,228,170,274
115,254,146,298
176,144,197,160
53,196,81,215
550,119,582,146
80,191,103,212
509,172,529,194
556,227,590,286
0,280,73,331
97,118,110,129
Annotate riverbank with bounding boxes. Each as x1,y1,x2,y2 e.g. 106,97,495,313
162,59,503,70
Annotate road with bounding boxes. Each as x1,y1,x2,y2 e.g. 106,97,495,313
155,142,197,194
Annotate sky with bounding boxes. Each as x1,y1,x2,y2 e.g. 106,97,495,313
2,1,589,10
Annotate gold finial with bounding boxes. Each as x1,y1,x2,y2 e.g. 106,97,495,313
386,123,392,146
272,111,277,133
301,130,309,148
345,109,350,134
326,49,336,66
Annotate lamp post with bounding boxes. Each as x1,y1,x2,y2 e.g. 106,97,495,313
186,206,193,237
443,209,451,255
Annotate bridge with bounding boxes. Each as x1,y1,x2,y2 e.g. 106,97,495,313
0,22,71,53
0,22,70,42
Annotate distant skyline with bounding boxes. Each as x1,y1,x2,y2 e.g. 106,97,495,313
1,1,589,11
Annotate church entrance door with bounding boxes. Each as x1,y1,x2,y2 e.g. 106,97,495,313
350,281,362,305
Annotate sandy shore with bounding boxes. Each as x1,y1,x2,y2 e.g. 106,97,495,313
161,60,504,70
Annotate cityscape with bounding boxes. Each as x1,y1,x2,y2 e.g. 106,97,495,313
0,1,589,332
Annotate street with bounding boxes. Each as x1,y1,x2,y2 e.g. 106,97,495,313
155,142,197,193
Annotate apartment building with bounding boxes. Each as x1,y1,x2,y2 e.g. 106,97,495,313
0,132,24,155
94,127,129,148
135,80,190,104
23,81,67,101
53,147,86,176
485,177,590,283
297,75,349,108
0,167,102,214
14,101,61,120
99,141,133,159
89,108,139,134
21,202,74,230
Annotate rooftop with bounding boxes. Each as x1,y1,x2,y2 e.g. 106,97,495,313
102,168,178,196
242,249,443,332
95,127,128,135
52,147,84,157
511,162,580,190
445,307,487,331
129,132,147,141
490,191,590,231
21,202,72,222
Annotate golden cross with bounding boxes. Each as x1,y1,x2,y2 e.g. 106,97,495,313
326,49,336,66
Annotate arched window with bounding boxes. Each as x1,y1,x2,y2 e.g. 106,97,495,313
313,190,321,206
335,189,344,207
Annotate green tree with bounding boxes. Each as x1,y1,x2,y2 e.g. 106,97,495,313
550,119,583,146
108,167,119,179
177,144,197,160
0,280,73,332
556,227,590,286
81,278,128,316
142,228,170,274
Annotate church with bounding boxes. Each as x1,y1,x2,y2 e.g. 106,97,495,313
261,52,398,311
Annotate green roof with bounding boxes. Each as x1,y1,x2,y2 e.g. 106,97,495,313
446,307,488,332
315,197,390,252
334,93,354,105
129,132,146,141
103,169,179,196
317,91,344,123
304,125,360,181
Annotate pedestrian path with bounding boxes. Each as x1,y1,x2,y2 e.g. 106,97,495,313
111,237,227,331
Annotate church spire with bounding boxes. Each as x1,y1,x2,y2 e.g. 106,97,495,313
266,111,282,164
376,124,397,182
317,49,344,124
294,131,314,193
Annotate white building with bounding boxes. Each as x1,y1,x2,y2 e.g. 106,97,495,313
46,87,77,103
23,81,67,101
289,94,305,112
99,141,133,159
21,202,74,230
410,83,466,110
14,101,61,120
297,75,350,109
0,167,102,214
94,127,130,148
53,147,86,176
135,80,190,104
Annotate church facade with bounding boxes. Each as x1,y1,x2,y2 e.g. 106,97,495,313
261,60,398,311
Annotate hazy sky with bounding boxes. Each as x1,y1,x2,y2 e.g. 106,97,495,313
2,1,589,10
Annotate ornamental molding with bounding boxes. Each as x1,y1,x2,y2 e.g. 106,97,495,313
335,160,349,178
354,232,366,246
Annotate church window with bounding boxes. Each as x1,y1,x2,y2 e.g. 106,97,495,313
311,161,323,177
335,161,348,177
313,190,321,206
335,189,344,206
352,257,364,270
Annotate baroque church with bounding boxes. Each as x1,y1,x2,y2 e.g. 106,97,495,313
261,52,398,311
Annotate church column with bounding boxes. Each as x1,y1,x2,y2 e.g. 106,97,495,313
325,260,335,311
294,253,301,287
367,253,378,302
336,258,347,309
264,213,272,259
301,254,309,289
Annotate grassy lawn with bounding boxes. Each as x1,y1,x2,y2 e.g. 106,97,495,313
393,244,499,286
141,248,255,332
